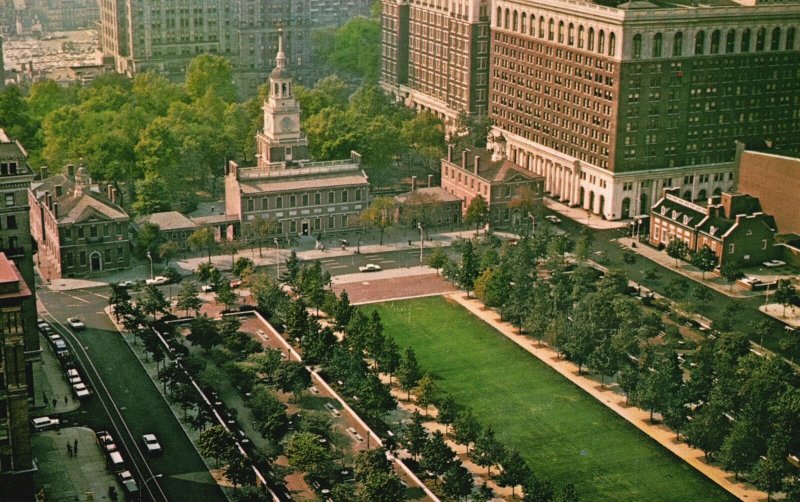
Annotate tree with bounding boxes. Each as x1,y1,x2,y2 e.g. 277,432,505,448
397,347,422,400
189,227,216,262
457,239,480,296
497,448,532,499
135,222,164,258
356,471,405,502
692,284,713,307
140,284,169,320
403,411,428,461
188,315,221,352
472,427,505,477
199,425,237,467
325,17,381,81
186,54,237,102
554,483,579,502
245,215,276,258
284,432,334,478
719,260,744,291
426,246,448,276
216,282,239,311
690,245,718,279
665,239,689,267
108,282,132,319
443,463,474,501
414,373,439,416
176,280,203,316
233,257,254,278
524,474,554,502
588,335,623,388
774,279,797,317
719,418,760,479
465,195,489,234
159,241,181,265
250,386,289,441
274,360,311,399
421,431,455,484
282,250,301,285
284,297,309,344
436,394,460,434
573,228,594,262
361,196,395,245
751,438,788,500
225,454,255,490
453,409,482,455
617,363,640,405
133,173,171,215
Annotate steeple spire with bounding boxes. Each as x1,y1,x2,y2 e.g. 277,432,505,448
276,28,286,70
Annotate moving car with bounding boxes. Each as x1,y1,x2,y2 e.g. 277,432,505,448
142,434,162,454
31,416,60,431
145,276,170,286
67,317,85,330
763,259,787,268
545,215,562,224
358,264,382,273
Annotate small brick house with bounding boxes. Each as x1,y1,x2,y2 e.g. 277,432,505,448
650,187,778,266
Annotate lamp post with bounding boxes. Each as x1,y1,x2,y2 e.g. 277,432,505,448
273,238,280,280
417,223,424,265
527,212,535,235
140,473,162,502
146,251,154,279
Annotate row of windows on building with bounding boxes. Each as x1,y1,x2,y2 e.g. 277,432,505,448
244,188,365,212
64,247,126,268
631,27,797,59
265,213,355,236
62,223,126,241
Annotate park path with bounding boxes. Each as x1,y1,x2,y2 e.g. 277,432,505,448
447,292,767,502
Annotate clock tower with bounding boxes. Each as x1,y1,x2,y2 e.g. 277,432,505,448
256,29,309,166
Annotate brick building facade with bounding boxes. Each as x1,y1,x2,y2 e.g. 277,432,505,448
735,141,800,236
29,166,132,280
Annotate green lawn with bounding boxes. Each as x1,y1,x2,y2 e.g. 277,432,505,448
370,296,734,502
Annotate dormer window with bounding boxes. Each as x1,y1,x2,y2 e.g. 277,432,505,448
672,209,678,219
661,206,668,215
709,226,717,236
683,215,690,225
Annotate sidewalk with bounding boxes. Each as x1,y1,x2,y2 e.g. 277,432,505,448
33,426,122,502
448,292,768,502
544,197,628,230
760,303,800,328
33,332,81,416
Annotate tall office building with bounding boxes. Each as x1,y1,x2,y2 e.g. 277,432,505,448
381,0,492,127
383,0,800,220
0,131,38,393
99,0,372,96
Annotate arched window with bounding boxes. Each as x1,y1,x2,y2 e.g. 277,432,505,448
588,27,595,51
548,18,554,41
710,30,720,53
530,14,536,36
633,33,642,58
521,13,526,33
609,32,616,56
695,30,705,54
598,30,605,54
504,8,510,29
673,32,683,56
578,25,585,48
756,27,766,51
726,30,736,53
512,10,518,31
741,28,751,52
539,17,544,38
274,83,279,96
496,7,502,27
558,21,564,43
787,28,796,50
652,33,662,57
568,23,574,45
771,27,781,50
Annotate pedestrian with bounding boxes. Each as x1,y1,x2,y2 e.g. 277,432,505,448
42,391,47,404
52,398,57,408
64,395,68,405
67,442,72,457
73,438,78,455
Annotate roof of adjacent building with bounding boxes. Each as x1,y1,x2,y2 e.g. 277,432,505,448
140,211,197,231
447,148,544,185
395,187,462,205
0,252,31,299
652,193,706,227
31,172,129,224
238,172,369,195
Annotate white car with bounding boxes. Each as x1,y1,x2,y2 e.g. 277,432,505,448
67,317,85,330
119,280,137,288
545,215,562,224
201,284,215,292
763,260,787,268
359,264,382,273
142,434,162,454
31,416,59,431
145,276,169,286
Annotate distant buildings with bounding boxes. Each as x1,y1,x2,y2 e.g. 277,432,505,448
99,0,373,95
0,252,35,501
735,140,800,237
225,32,370,240
138,211,197,252
649,188,777,266
381,0,800,220
394,186,463,230
441,141,544,229
29,165,132,280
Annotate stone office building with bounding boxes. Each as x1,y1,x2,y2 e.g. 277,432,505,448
29,165,132,279
226,33,370,239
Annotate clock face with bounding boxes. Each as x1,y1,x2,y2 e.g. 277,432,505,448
280,117,295,132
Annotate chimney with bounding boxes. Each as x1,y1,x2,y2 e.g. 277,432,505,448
55,185,62,197
461,150,468,169
411,176,417,191
107,184,113,199
447,144,454,162
66,164,75,177
45,191,51,208
40,165,48,179
53,202,58,219
427,174,433,187
474,155,480,175
111,188,118,203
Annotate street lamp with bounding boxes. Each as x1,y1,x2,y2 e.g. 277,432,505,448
417,223,424,265
273,238,280,280
140,473,163,502
527,212,535,235
146,251,154,279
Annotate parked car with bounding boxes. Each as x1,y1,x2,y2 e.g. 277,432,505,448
201,284,215,293
358,264,382,273
229,279,243,288
31,416,59,431
142,434,162,454
145,276,170,286
545,215,562,224
763,259,787,268
96,430,117,453
67,317,85,330
119,280,137,288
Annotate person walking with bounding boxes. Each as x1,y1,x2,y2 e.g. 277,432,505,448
64,395,68,406
67,442,72,457
42,391,47,405
52,398,57,409
73,439,78,455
